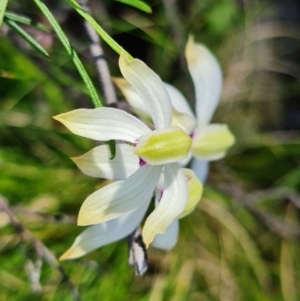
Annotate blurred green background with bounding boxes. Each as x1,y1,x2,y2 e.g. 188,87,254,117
1,0,300,300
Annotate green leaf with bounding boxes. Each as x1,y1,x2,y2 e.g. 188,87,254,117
4,11,49,31
35,0,116,160
0,0,8,26
108,140,116,160
5,19,49,58
206,1,237,33
115,0,152,13
33,0,104,108
66,0,131,58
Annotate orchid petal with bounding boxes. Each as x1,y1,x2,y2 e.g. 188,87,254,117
178,168,203,218
53,107,151,143
78,165,162,225
119,52,172,130
135,127,191,165
191,124,235,161
151,219,179,250
60,200,150,260
171,108,196,135
185,36,222,125
191,159,210,183
142,163,187,247
113,77,196,124
179,151,193,167
71,144,139,180
164,83,195,118
113,77,149,117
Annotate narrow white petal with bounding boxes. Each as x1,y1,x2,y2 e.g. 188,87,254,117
151,219,179,250
60,200,150,260
119,52,172,130
164,83,195,118
191,159,209,183
185,36,222,125
142,163,187,247
53,107,151,143
78,165,162,225
113,77,149,116
72,144,139,180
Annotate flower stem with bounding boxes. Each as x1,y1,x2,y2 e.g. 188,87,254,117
34,0,104,108
66,0,132,58
77,0,117,106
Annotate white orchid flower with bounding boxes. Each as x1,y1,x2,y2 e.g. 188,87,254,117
59,144,202,260
54,52,201,249
114,37,235,183
113,38,235,250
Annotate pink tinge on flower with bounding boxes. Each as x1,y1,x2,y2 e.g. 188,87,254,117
189,131,195,139
158,188,164,202
134,139,147,166
139,158,147,167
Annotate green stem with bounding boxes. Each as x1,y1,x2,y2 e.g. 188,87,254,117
66,0,132,58
5,19,49,57
0,0,8,26
33,0,104,108
4,11,49,31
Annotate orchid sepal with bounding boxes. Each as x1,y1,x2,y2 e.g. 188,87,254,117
53,107,151,143
77,165,162,226
191,124,235,161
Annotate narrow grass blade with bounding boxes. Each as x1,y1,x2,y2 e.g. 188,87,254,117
0,0,8,26
4,11,49,31
33,0,103,108
34,0,115,158
66,0,131,58
5,19,49,58
115,0,152,13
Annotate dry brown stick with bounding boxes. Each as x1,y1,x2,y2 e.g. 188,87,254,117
217,183,300,239
161,0,196,108
76,0,150,275
0,196,81,301
11,206,77,224
246,187,300,210
77,0,117,106
162,0,185,64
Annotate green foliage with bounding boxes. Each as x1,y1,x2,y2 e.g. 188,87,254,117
206,0,238,33
5,19,49,57
1,0,300,300
33,0,103,108
0,0,8,26
4,11,49,31
66,0,131,57
115,0,152,14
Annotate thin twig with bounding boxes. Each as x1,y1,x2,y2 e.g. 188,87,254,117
217,183,300,239
76,1,149,274
77,0,117,106
11,206,76,224
214,164,300,239
0,196,81,301
161,0,185,65
161,0,195,108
